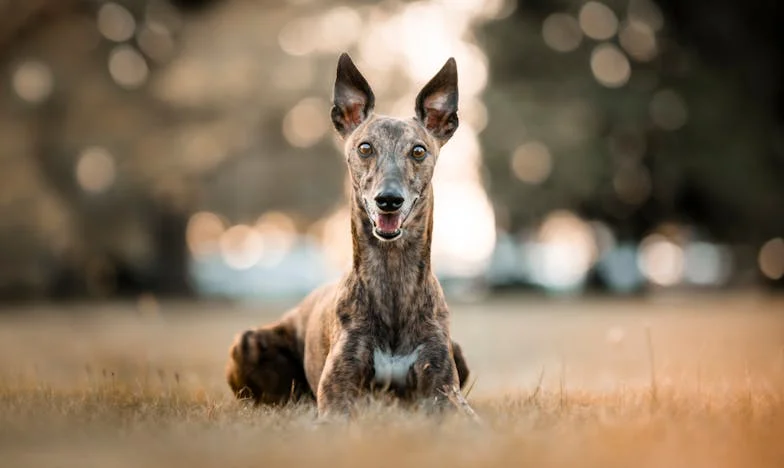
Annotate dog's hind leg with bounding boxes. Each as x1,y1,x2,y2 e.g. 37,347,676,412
226,323,313,406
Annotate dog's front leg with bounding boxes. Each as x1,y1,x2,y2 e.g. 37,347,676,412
412,339,471,413
316,332,371,419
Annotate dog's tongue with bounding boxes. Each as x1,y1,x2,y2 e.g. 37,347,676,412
375,213,402,234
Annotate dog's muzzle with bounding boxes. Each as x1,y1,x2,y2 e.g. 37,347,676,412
363,196,418,241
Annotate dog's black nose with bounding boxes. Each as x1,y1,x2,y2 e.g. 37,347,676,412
375,192,404,212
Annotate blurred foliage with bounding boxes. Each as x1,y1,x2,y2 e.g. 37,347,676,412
0,0,348,298
481,0,782,245
0,0,780,300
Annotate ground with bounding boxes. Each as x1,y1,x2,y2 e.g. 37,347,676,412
1,292,783,467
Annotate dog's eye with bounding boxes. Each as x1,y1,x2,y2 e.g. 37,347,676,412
411,145,427,160
357,142,373,157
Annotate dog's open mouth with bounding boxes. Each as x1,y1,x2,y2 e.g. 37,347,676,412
364,197,418,242
374,213,403,240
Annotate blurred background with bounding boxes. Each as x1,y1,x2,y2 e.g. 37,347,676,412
0,0,782,304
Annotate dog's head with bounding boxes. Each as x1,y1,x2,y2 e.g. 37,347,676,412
330,53,459,242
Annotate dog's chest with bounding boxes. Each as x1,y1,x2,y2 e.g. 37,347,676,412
372,345,423,388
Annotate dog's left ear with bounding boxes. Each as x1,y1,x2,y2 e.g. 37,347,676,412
415,57,459,145
331,53,375,139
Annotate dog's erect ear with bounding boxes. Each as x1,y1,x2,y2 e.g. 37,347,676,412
331,53,375,138
415,57,459,145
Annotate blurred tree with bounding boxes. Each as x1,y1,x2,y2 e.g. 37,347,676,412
0,0,781,300
0,0,353,300
480,0,782,265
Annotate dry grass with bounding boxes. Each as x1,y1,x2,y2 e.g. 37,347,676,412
1,293,783,468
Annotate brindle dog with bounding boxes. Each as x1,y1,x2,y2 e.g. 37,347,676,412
227,53,475,418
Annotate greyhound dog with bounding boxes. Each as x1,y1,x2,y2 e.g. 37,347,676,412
227,53,475,418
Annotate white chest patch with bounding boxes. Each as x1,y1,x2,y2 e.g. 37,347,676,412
373,345,423,388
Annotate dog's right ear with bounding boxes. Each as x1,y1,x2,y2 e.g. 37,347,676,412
331,53,375,138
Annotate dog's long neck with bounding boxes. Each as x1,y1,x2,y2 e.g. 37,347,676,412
349,186,435,308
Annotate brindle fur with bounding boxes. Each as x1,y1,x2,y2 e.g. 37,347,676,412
226,53,473,418
226,310,470,406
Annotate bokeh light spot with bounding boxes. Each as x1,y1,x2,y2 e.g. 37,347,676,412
758,238,784,280
638,234,684,286
432,182,496,277
462,98,489,132
219,224,264,270
542,13,583,53
316,207,352,271
97,2,136,43
591,221,617,256
684,242,732,286
579,2,618,41
399,3,455,82
282,97,330,148
606,326,626,345
255,211,298,267
530,211,597,291
186,211,226,258
511,141,552,185
108,45,149,89
317,7,362,53
474,0,517,20
278,17,318,56
75,147,117,194
590,43,631,88
619,20,658,62
628,0,664,32
12,60,54,104
137,22,175,64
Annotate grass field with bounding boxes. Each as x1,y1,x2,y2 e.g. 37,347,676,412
1,293,783,467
